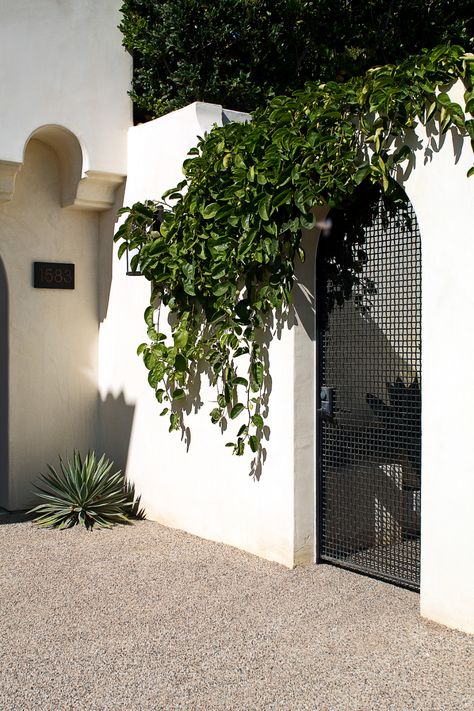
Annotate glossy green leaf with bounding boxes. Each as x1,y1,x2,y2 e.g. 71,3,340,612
258,196,271,221
117,242,129,259
249,436,258,453
252,414,264,429
272,189,292,208
183,280,196,296
230,403,245,419
201,203,220,219
437,92,451,106
353,165,371,185
213,282,230,296
175,354,187,372
169,412,179,431
252,361,264,388
300,213,316,230
210,407,222,424
174,330,188,349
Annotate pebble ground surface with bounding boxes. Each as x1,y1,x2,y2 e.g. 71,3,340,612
0,520,472,711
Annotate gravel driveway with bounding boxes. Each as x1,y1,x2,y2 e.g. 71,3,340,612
0,520,472,710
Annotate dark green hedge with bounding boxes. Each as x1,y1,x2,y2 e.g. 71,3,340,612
120,0,473,121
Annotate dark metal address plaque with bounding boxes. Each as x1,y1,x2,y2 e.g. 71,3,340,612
33,262,75,290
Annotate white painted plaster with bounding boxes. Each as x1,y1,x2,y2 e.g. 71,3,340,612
0,1,131,176
401,104,474,634
1,0,472,631
292,220,324,565
289,83,474,631
99,104,299,567
0,1,131,507
0,139,100,509
100,94,474,628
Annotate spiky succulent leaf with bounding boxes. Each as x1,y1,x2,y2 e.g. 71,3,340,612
29,451,145,530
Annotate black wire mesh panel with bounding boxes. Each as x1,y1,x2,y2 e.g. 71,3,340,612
318,198,421,590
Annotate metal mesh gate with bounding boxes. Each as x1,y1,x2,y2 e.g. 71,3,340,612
317,198,421,589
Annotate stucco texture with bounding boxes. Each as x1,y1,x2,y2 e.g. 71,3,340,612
0,139,99,509
0,0,131,174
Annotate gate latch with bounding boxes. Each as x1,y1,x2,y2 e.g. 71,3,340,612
318,386,334,418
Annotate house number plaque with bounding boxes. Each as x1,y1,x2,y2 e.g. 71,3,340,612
33,262,75,289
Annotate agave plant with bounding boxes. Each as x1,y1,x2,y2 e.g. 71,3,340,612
123,479,146,521
29,451,144,530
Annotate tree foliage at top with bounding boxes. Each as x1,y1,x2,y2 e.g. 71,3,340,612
120,0,473,120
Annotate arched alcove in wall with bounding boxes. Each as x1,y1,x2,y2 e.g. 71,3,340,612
0,132,100,510
23,125,84,207
0,257,8,508
0,118,126,510
19,124,124,211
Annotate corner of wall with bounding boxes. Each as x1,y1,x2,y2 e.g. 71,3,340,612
291,224,322,565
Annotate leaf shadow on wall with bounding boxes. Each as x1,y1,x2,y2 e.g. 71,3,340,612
165,305,293,481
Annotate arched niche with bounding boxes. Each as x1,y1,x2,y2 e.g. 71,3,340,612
24,125,84,208
0,129,103,510
0,124,124,211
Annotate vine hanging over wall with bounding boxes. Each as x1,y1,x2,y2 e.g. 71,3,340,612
115,44,474,457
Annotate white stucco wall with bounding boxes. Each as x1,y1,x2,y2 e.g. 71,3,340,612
1,0,471,633
0,0,131,176
293,92,474,632
0,1,131,507
0,140,100,508
100,95,473,631
401,114,474,634
98,103,307,567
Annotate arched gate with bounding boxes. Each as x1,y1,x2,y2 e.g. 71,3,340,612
317,195,421,589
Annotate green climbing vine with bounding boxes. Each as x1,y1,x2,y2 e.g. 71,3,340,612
115,44,474,456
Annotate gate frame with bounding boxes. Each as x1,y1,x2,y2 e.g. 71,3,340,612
291,115,474,632
313,197,422,590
